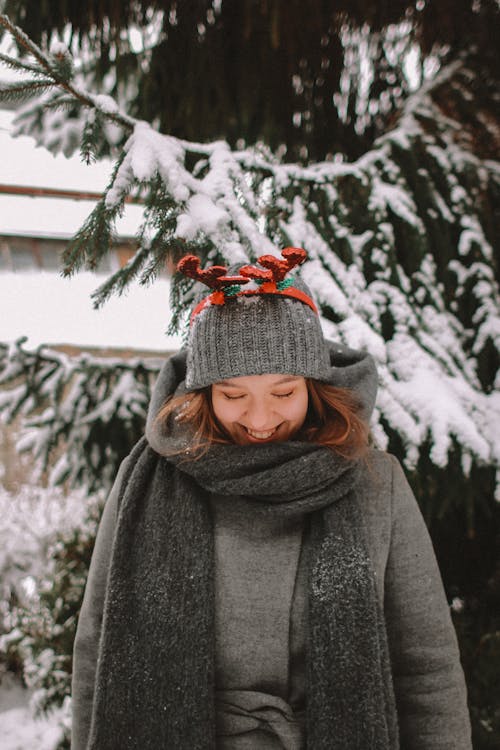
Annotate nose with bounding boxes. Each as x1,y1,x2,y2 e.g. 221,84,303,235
244,397,272,430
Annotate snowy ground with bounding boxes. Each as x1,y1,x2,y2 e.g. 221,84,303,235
0,674,64,750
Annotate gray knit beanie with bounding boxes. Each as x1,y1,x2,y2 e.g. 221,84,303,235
177,249,331,391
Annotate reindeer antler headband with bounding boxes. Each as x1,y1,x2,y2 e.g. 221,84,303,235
177,247,317,323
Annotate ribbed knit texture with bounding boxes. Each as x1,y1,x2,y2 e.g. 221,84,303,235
87,435,399,749
86,348,399,749
307,494,399,748
151,342,379,429
87,439,216,750
185,276,331,390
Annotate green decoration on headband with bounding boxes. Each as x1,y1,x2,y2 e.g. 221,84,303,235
223,285,243,297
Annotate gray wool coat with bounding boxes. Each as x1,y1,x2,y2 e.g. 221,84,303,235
71,448,472,750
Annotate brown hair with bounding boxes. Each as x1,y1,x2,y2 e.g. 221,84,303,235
156,379,369,459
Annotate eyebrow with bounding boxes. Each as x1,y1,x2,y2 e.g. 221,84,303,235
216,376,301,387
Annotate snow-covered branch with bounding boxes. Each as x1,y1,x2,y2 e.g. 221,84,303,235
0,15,498,502
0,339,161,493
0,14,135,131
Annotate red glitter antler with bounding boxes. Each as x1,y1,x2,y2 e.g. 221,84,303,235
258,247,307,281
179,248,317,320
177,254,249,289
239,247,307,283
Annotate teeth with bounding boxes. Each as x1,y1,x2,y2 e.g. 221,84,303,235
246,427,276,439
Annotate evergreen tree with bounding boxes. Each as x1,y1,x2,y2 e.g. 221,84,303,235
1,1,499,161
1,14,498,501
0,9,499,747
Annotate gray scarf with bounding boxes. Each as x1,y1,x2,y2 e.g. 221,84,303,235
87,347,399,749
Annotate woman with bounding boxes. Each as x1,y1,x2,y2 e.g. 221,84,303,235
71,248,471,749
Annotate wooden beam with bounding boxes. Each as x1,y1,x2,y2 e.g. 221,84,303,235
0,183,143,203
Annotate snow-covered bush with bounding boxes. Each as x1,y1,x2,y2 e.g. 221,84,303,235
0,481,101,747
0,484,92,612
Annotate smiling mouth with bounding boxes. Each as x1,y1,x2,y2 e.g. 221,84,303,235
244,426,279,440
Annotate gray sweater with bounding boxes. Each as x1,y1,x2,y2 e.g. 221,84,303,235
71,450,471,749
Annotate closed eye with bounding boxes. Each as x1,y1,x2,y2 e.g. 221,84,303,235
273,391,293,398
223,393,245,400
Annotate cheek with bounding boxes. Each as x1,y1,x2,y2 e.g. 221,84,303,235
212,397,242,427
289,405,307,425
297,388,309,424
287,393,309,425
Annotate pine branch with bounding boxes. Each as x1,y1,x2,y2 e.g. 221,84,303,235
0,14,55,72
0,339,162,493
80,109,103,164
0,79,53,103
40,94,80,111
138,236,175,287
60,150,129,275
167,272,195,339
0,51,47,76
0,13,135,133
90,244,152,308
60,199,120,275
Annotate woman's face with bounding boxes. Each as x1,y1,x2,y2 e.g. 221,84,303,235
211,373,309,445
